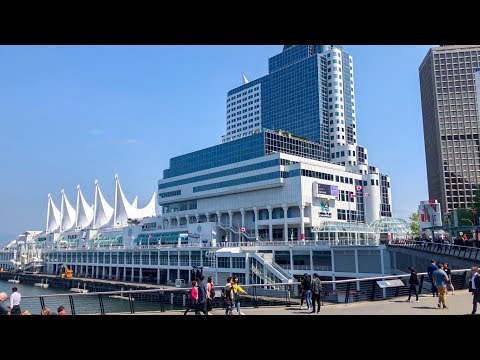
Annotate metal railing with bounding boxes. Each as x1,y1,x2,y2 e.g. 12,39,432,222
9,268,471,315
388,242,480,261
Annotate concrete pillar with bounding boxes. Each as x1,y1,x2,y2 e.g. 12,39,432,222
241,208,245,242
216,211,221,225
139,268,143,283
253,207,259,240
123,266,126,282
267,205,273,241
195,214,200,223
186,215,190,225
228,210,233,242
290,249,294,273
314,232,318,241
299,203,305,241
310,249,313,272
205,212,210,223
168,218,172,229
283,204,288,242
157,268,160,285
176,216,180,228
96,266,100,279
354,250,360,291
131,267,134,282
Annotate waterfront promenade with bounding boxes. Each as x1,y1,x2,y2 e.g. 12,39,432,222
131,289,476,315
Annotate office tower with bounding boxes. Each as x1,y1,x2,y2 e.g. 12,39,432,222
419,45,480,213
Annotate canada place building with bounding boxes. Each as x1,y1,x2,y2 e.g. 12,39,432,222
419,45,480,214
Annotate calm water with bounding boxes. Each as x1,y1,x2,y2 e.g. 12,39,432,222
0,280,177,315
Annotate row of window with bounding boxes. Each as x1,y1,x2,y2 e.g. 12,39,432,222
227,87,260,101
159,158,280,190
192,171,280,193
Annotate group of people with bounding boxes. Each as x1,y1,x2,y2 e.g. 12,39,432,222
0,286,68,315
299,273,322,313
184,275,248,315
406,260,455,306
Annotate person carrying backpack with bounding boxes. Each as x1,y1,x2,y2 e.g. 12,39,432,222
222,276,234,315
311,273,322,313
406,266,419,302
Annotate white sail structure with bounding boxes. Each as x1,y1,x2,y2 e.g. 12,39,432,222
75,185,94,230
60,189,77,232
113,175,157,227
93,180,114,229
46,193,61,233
132,196,138,208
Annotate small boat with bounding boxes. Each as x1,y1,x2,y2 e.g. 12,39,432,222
8,276,20,284
34,279,49,288
70,282,89,293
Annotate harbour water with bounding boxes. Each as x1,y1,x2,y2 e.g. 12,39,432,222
0,280,177,315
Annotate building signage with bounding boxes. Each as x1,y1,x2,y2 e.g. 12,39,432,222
318,201,332,218
316,183,339,197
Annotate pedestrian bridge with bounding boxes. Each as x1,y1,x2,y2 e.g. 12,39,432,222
387,243,480,274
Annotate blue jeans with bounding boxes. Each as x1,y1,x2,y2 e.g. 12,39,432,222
304,290,312,309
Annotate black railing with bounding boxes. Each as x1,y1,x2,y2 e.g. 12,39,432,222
388,242,480,261
11,269,471,314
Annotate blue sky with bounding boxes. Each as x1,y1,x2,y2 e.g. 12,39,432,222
0,45,434,244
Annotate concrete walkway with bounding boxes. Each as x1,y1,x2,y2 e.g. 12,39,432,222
129,289,477,315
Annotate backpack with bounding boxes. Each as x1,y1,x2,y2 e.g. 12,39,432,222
221,285,232,303
412,273,419,285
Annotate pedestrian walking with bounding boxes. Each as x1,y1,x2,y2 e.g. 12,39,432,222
9,287,21,315
444,263,455,295
206,276,215,315
469,266,480,315
232,276,247,315
311,273,322,313
301,273,312,311
427,260,438,297
406,267,419,302
432,263,449,309
184,280,198,315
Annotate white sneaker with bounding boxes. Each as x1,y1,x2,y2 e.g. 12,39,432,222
239,312,245,315
208,312,213,315
300,305,303,309
415,300,419,303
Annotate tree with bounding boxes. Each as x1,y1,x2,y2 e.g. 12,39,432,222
472,188,480,225
409,212,420,238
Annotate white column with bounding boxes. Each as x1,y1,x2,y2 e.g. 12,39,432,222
216,211,221,225
267,205,273,241
186,215,190,225
195,214,200,223
240,209,246,242
228,210,234,242
299,203,305,241
283,204,288,242
205,212,210,223
176,216,180,228
157,268,160,285
253,207,259,240
168,218,172,229
314,232,318,241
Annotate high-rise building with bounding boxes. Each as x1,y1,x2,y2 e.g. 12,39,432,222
222,45,357,165
419,45,480,214
476,68,480,113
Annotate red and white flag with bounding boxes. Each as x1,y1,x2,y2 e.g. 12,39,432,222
364,192,369,197
356,185,364,191
349,193,356,198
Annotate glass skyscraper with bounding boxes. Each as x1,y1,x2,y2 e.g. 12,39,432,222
420,45,480,214
222,45,356,164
